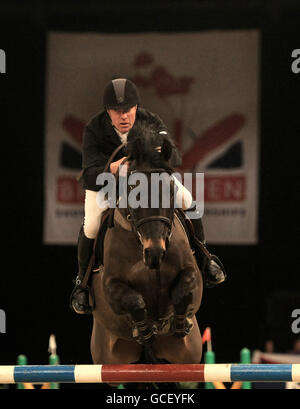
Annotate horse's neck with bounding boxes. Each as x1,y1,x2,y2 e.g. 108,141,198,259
114,208,132,232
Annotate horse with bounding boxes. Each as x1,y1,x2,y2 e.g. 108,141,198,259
90,122,203,368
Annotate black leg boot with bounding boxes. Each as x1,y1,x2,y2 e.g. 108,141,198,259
188,213,226,288
70,225,94,314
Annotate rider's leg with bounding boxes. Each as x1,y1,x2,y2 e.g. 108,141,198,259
173,175,193,210
187,206,226,288
71,190,104,314
172,178,226,288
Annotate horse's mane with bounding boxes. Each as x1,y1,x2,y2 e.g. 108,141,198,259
125,121,174,172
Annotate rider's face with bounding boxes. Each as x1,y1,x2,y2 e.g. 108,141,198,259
107,105,137,134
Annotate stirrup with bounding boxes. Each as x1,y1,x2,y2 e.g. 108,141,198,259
70,280,93,315
211,254,226,275
205,255,227,288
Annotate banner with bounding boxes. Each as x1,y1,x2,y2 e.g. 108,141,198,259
43,30,259,244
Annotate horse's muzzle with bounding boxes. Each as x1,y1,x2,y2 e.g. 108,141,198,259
143,246,165,269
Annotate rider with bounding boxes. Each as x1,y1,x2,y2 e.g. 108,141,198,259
71,78,226,314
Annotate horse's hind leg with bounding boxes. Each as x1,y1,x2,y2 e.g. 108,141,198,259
105,278,155,345
171,266,197,337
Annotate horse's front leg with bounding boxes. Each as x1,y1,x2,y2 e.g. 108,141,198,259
171,266,197,338
105,278,155,345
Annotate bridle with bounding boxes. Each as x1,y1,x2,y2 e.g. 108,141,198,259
125,168,175,248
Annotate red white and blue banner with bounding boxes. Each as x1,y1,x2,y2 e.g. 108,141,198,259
43,30,260,244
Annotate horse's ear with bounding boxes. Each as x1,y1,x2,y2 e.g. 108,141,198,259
161,139,173,161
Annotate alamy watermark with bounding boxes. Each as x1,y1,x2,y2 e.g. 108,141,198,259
291,309,300,334
0,49,6,73
291,49,300,74
0,309,6,333
96,168,204,219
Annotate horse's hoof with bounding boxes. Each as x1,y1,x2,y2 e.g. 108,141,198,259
134,332,156,345
174,317,193,338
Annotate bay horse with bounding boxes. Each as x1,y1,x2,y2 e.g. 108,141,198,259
90,123,203,367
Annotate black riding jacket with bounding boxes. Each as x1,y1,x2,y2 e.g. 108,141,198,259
80,107,181,191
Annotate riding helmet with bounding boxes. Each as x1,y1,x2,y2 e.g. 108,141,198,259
103,78,140,110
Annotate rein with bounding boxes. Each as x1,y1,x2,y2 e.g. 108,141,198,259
103,142,127,173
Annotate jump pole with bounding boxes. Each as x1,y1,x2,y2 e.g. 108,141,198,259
1,364,300,384
15,334,60,390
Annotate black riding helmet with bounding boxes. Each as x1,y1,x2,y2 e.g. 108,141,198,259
103,78,140,111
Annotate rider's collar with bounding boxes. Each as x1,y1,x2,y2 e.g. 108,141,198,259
114,126,128,144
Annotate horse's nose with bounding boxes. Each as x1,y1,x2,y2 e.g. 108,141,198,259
144,246,165,269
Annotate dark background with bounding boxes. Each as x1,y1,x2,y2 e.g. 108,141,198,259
0,0,299,384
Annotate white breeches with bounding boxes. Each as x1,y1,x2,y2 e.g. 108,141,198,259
83,176,193,240
83,190,107,239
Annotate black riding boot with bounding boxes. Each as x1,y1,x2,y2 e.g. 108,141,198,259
70,225,94,314
189,212,226,288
